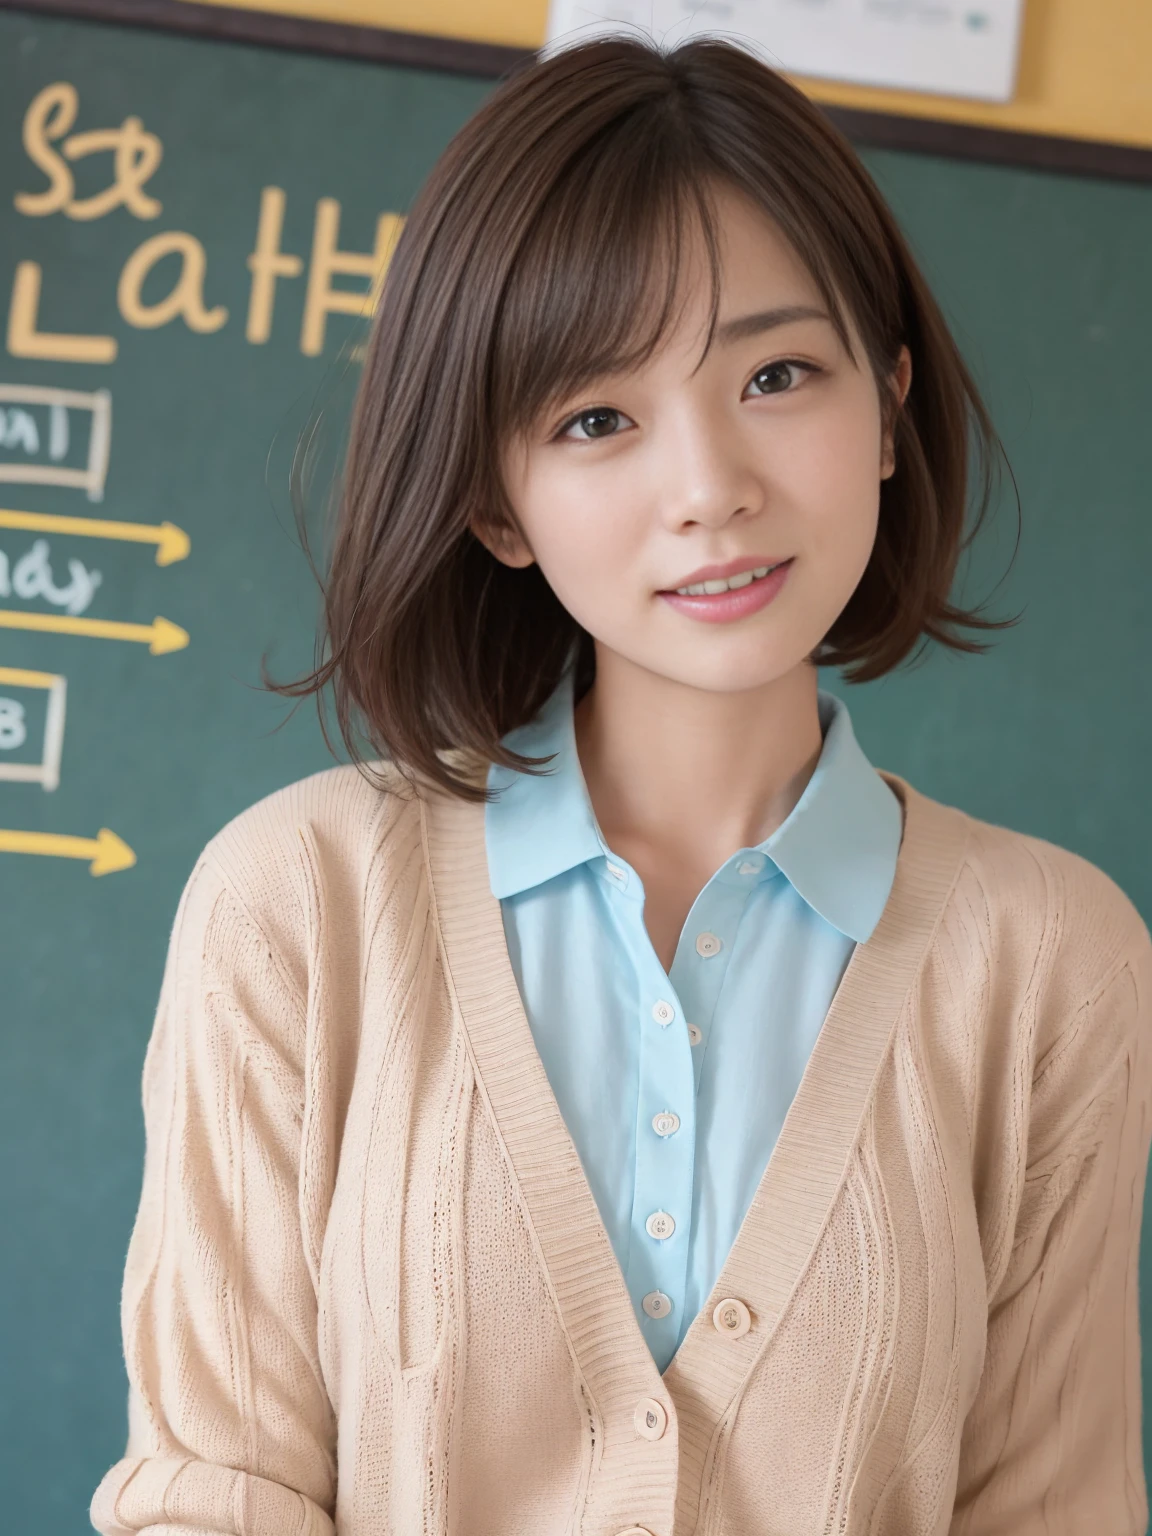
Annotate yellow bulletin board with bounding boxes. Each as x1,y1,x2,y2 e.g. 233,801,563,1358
183,0,1152,161
16,0,1152,180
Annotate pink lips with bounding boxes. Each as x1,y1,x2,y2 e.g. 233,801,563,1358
657,558,794,624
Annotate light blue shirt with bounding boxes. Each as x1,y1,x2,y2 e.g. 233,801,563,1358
485,668,903,1372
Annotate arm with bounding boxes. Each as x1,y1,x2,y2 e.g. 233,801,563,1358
951,927,1152,1536
90,856,336,1536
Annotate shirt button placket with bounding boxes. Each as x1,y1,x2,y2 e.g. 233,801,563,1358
627,977,694,1353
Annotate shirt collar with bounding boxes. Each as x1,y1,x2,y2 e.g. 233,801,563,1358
485,667,606,898
485,669,901,943
762,688,902,942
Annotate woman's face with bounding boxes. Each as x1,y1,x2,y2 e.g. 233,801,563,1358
479,183,911,697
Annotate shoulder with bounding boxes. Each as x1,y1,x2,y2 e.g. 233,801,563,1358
963,800,1146,978
183,759,425,981
204,758,416,877
898,773,1152,1039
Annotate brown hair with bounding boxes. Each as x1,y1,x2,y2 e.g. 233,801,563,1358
269,33,1019,801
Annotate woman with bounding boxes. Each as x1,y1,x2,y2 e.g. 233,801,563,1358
91,34,1152,1536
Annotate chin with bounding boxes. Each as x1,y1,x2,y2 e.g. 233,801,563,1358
650,649,811,695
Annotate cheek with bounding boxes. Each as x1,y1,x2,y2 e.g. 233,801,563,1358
779,396,883,552
518,478,644,622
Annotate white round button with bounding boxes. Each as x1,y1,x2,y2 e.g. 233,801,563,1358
713,1297,752,1338
651,999,675,1026
645,1210,675,1240
737,856,764,875
633,1396,669,1440
652,1110,680,1137
695,931,722,957
687,1023,703,1045
642,1289,673,1318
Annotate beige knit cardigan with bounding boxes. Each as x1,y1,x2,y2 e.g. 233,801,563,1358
90,759,1152,1536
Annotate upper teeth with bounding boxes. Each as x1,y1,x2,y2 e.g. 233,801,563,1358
675,563,778,596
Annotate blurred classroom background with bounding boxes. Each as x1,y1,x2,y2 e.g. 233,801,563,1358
1,0,1150,1529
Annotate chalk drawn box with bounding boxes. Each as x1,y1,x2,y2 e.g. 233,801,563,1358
0,666,67,791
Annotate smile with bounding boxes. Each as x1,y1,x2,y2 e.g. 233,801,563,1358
673,562,784,596
657,558,794,624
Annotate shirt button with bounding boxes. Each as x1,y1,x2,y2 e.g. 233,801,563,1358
642,1289,673,1318
737,856,764,875
713,1297,752,1338
695,931,722,957
651,999,675,1026
687,1023,702,1045
652,1110,680,1137
645,1210,675,1240
633,1397,669,1440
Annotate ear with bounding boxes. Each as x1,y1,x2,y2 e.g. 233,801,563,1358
880,345,913,481
469,514,535,570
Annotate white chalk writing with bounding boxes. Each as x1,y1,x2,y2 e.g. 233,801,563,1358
0,538,103,615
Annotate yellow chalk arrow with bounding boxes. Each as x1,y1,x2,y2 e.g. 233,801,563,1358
0,609,188,653
0,507,190,565
0,826,136,875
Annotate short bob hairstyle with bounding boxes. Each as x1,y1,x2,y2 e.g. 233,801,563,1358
272,33,1016,801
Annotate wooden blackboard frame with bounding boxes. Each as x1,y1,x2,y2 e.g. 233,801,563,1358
3,0,1152,184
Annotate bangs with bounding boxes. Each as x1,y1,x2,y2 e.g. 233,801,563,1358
488,122,726,447
485,104,863,464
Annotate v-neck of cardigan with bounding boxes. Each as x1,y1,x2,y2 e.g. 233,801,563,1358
420,767,971,1532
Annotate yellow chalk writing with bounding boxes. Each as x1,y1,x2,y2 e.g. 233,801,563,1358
0,825,136,875
247,186,304,344
15,82,162,222
300,197,403,357
117,232,227,333
6,261,117,364
15,84,75,217
0,608,189,653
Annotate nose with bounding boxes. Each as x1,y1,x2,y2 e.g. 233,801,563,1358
654,405,765,533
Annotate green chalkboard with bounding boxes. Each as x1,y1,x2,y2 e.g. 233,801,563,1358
1,9,1150,1532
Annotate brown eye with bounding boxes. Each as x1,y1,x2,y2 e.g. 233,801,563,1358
747,361,807,396
559,406,631,440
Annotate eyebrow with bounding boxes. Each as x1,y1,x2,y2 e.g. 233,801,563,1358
713,304,832,347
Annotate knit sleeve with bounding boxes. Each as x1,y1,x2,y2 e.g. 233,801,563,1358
950,921,1152,1536
89,854,335,1536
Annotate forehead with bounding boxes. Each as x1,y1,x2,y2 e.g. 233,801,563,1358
697,184,823,293
653,188,835,355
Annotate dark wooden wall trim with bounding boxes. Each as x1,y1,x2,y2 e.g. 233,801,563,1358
0,0,534,78
824,104,1152,184
5,0,1152,183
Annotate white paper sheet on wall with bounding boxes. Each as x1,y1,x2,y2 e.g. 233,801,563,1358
544,0,1027,103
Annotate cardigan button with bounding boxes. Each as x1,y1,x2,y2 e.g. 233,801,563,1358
633,1397,668,1440
712,1297,752,1338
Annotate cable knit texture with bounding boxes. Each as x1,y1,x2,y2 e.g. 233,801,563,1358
89,759,1152,1536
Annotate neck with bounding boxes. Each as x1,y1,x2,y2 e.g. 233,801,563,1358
573,646,825,875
